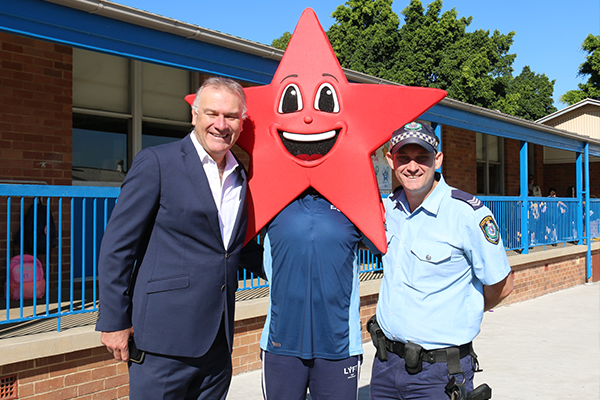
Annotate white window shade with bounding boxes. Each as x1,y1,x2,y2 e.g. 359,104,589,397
143,63,190,121
488,135,500,162
73,48,129,113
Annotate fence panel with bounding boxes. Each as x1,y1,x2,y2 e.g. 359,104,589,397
1,184,119,331
4,185,588,329
480,197,522,251
590,199,600,239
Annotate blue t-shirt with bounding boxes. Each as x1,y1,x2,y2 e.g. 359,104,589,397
260,193,364,359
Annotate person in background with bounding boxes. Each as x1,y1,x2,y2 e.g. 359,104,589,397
529,175,542,197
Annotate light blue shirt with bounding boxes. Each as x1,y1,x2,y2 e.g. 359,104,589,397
376,175,511,349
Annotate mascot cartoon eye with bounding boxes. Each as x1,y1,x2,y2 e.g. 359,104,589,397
279,84,303,114
314,83,339,113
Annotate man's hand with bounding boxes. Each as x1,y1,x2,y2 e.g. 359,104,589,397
101,327,134,362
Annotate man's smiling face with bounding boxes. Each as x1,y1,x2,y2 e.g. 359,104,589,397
387,143,443,200
191,85,244,164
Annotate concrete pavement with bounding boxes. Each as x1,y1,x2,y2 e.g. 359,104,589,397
227,282,600,399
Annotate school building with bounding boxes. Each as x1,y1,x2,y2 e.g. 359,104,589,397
1,0,599,399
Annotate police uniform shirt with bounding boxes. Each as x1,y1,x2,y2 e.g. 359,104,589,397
376,175,511,350
259,193,364,359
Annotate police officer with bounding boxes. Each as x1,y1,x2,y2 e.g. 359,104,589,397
369,122,514,400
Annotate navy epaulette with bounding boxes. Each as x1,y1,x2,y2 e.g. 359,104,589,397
451,189,483,210
389,185,403,201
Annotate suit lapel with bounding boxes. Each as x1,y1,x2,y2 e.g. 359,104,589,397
181,135,224,246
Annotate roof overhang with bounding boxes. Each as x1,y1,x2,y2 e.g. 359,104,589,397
537,98,600,123
2,0,600,156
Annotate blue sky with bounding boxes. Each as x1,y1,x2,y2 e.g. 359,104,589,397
112,0,599,109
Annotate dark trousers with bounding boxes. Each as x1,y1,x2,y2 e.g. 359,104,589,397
370,351,474,400
128,322,231,400
262,350,362,400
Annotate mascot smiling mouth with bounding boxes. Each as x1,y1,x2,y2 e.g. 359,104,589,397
278,130,340,161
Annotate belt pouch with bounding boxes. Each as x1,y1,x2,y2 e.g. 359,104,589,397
404,342,424,374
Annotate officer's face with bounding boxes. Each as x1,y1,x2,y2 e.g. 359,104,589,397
387,143,443,201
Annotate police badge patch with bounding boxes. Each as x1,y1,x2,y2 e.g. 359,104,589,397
479,216,500,245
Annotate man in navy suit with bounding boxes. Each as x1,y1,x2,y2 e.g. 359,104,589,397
96,77,262,399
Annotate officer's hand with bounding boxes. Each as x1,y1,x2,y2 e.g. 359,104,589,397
101,327,133,362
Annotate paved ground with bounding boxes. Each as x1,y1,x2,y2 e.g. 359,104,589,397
227,282,600,399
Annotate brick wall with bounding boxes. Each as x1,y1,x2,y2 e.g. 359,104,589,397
0,292,380,399
531,144,545,194
500,253,588,306
1,348,128,400
0,250,592,398
359,293,378,342
0,32,73,186
0,32,73,292
544,162,600,198
504,138,521,196
440,125,477,193
232,316,265,375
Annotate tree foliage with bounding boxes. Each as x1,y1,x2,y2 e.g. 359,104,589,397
271,31,292,50
561,34,600,105
493,66,557,120
274,0,557,121
327,0,400,79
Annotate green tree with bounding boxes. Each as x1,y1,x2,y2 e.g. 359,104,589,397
271,0,556,118
390,0,517,108
561,34,600,105
493,66,557,120
271,31,292,50
327,0,400,79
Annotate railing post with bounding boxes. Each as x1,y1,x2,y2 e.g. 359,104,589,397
520,141,529,254
584,143,592,281
576,152,584,244
433,123,442,173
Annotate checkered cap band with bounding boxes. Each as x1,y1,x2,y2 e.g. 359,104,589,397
390,130,438,151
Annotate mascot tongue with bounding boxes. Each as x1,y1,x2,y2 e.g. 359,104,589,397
297,154,324,161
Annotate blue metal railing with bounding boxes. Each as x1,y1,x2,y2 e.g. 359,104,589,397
481,196,523,251
3,184,597,330
1,184,119,330
479,197,590,250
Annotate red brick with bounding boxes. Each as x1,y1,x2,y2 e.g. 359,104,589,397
79,380,105,396
91,365,117,381
34,376,63,393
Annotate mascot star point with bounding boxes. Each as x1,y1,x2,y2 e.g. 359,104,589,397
187,8,446,252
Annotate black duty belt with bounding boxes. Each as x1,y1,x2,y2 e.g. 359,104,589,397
384,338,473,364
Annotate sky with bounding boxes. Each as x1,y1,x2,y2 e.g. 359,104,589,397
110,0,600,108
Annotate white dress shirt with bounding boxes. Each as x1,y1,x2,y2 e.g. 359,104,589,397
191,132,244,249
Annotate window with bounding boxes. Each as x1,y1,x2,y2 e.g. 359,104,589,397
476,133,504,195
72,48,199,186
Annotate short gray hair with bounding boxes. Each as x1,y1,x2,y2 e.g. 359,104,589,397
192,77,247,119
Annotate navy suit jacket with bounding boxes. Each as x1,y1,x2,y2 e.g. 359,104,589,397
96,134,261,358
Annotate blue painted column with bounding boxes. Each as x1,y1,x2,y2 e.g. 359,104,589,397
520,141,529,254
433,123,442,173
576,152,584,243
584,143,591,281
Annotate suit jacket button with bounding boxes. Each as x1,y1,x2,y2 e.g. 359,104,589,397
225,252,230,259
221,285,226,291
